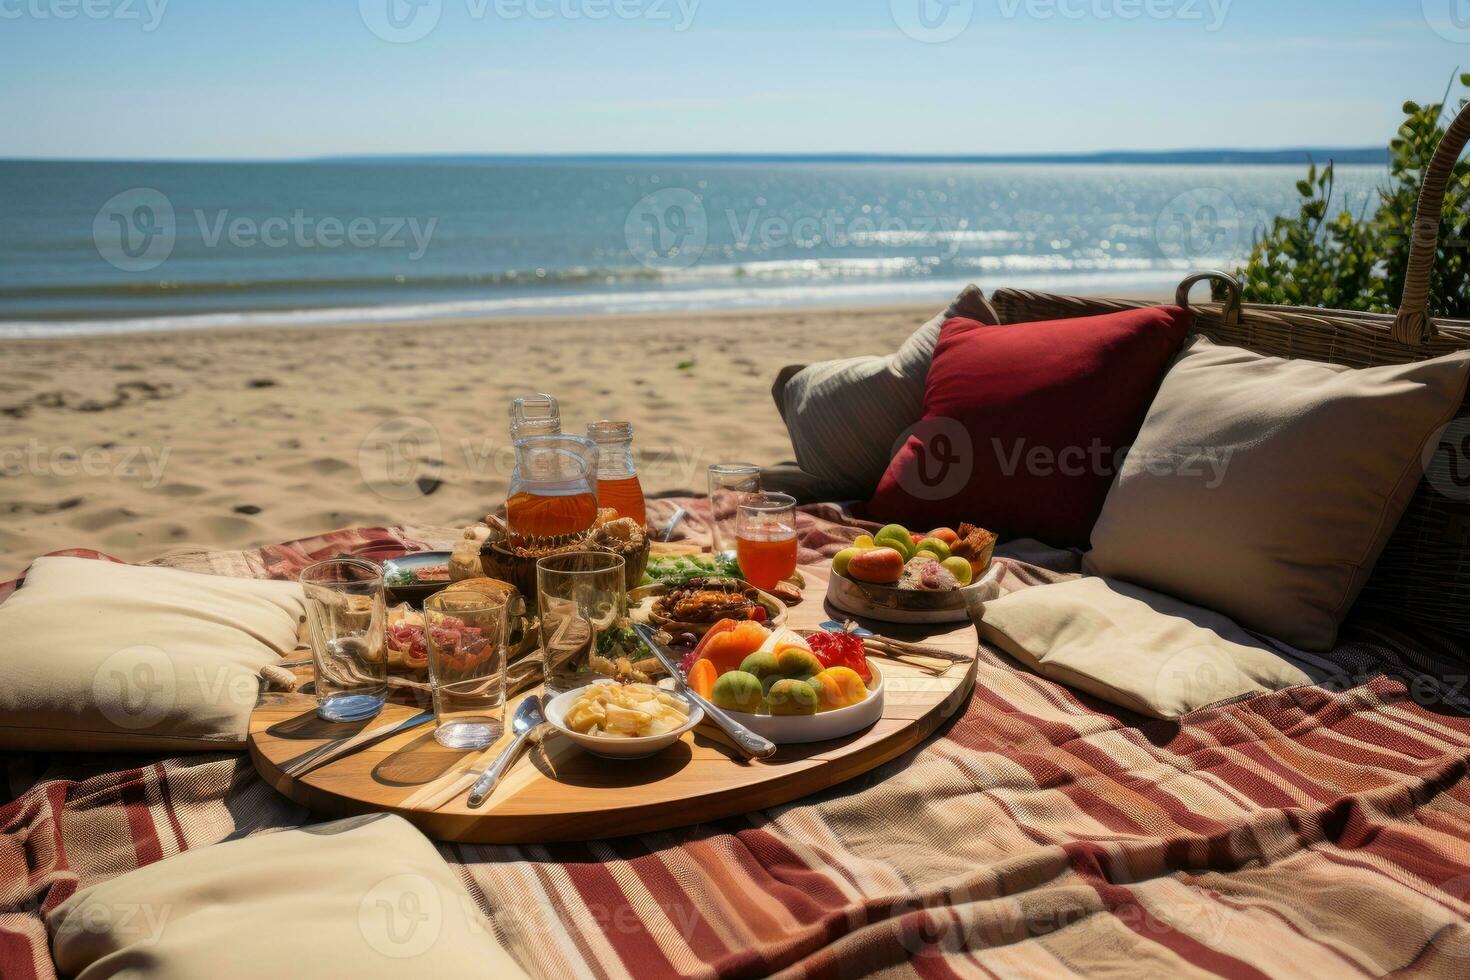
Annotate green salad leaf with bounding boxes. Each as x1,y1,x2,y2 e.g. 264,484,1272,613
639,554,743,586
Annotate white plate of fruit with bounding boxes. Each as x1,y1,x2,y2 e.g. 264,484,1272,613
825,523,996,624
669,621,884,745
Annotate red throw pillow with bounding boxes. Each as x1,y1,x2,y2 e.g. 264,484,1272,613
868,306,1192,547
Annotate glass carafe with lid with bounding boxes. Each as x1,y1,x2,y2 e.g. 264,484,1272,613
587,420,647,527
509,393,561,440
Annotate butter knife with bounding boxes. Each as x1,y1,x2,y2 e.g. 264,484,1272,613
284,710,434,779
634,624,777,760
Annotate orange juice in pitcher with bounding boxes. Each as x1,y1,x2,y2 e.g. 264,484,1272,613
506,434,599,541
505,488,600,539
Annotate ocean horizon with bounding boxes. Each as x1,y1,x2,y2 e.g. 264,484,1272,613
0,157,1386,339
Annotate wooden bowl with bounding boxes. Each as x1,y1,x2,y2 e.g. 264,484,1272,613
478,541,542,605
480,538,652,607
629,580,787,637
825,562,995,625
593,537,651,591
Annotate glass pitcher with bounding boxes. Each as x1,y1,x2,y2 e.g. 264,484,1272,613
506,434,600,542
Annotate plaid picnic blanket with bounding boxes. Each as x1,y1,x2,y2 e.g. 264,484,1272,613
5,499,1470,978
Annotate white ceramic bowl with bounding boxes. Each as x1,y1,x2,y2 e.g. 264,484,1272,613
719,664,885,745
544,682,704,760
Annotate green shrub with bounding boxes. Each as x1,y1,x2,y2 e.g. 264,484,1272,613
1226,75,1470,319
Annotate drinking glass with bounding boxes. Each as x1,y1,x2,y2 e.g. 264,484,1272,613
423,591,510,749
536,552,626,698
735,492,799,590
299,558,388,723
707,463,762,560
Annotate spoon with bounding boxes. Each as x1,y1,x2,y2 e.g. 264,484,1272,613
466,695,547,809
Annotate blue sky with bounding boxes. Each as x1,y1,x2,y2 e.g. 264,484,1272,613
3,0,1468,159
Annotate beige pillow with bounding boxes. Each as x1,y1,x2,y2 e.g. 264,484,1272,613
773,284,999,498
1085,337,1470,651
976,576,1318,719
48,813,527,979
0,557,305,752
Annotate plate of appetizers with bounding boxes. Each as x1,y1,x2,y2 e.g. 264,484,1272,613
383,551,454,605
630,577,788,638
665,619,884,744
825,523,997,624
385,577,536,673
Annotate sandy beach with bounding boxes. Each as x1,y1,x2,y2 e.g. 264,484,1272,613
1,302,969,580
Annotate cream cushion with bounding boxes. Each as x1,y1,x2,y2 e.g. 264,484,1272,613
48,813,528,979
977,576,1319,720
0,557,305,752
1085,337,1470,651
773,284,1000,498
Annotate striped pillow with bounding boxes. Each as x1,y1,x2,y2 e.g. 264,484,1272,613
773,285,999,499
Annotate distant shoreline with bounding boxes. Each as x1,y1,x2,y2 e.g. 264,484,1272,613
0,274,1195,339
0,149,1390,167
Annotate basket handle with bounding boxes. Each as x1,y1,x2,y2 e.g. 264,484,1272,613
1394,100,1470,346
1175,270,1241,324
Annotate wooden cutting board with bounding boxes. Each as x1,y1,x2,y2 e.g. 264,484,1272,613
247,563,978,843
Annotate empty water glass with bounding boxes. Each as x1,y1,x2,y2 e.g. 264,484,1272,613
707,462,762,560
300,558,388,723
423,591,509,749
537,551,626,699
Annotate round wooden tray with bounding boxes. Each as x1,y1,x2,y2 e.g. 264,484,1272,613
248,565,978,843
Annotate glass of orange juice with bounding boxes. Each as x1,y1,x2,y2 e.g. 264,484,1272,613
735,492,798,590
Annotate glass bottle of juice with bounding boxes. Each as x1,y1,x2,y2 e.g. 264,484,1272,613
587,420,647,527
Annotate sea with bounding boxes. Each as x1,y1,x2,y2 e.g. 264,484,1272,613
0,159,1386,338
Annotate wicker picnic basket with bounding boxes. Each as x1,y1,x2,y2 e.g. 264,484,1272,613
992,103,1470,638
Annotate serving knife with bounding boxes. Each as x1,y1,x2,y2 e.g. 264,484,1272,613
284,710,434,779
634,624,777,761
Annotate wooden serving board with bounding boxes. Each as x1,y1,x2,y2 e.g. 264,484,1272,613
248,563,978,843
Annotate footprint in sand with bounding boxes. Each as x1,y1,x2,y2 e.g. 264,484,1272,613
306,457,354,476
70,506,140,533
4,497,83,516
201,515,258,540
156,483,206,498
